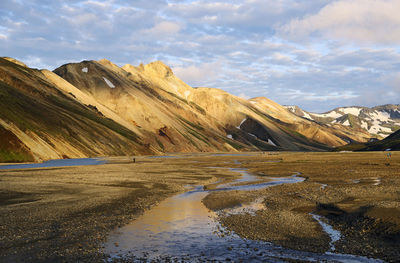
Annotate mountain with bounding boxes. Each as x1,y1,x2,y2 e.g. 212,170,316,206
0,56,376,162
335,129,400,152
250,98,370,146
361,129,400,151
0,57,154,162
285,105,400,138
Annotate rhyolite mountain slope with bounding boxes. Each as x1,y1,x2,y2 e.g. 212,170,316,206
0,57,155,162
0,56,376,162
54,59,365,151
249,97,370,146
285,105,400,138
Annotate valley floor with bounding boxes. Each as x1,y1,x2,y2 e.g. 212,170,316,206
0,152,399,262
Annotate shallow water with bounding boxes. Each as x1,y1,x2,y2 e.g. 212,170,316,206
351,178,381,186
210,153,254,157
104,167,383,262
147,155,180,159
311,213,341,251
0,158,105,170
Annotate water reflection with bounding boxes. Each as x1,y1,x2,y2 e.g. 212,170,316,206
0,158,104,170
104,168,382,262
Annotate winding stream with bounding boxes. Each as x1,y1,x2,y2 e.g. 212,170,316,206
104,165,383,262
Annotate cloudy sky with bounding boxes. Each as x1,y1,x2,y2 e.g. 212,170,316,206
1,0,400,112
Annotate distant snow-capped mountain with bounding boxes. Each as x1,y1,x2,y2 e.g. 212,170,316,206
285,105,400,138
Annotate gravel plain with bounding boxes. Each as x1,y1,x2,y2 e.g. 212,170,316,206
1,152,399,262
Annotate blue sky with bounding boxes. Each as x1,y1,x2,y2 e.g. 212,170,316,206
1,0,400,112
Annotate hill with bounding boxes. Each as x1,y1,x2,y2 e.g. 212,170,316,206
285,105,400,138
336,129,400,152
0,57,154,162
0,57,376,162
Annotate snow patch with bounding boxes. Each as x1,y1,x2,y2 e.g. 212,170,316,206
171,84,178,93
227,134,233,139
237,118,247,129
361,121,368,130
367,111,393,136
184,90,190,99
312,111,342,119
370,111,390,122
103,77,115,88
302,111,313,120
248,133,257,138
342,120,350,126
285,105,296,112
369,124,392,134
81,67,88,73
338,107,362,116
267,139,276,146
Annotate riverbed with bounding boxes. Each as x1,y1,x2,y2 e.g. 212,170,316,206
1,152,398,262
104,164,382,262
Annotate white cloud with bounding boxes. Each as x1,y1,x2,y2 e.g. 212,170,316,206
238,93,250,100
172,61,222,86
1,0,400,112
281,0,400,45
384,72,400,92
143,21,182,36
282,89,359,101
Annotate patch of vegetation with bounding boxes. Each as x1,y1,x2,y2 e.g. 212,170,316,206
185,127,211,146
155,137,165,151
48,94,140,143
189,102,206,115
0,149,34,163
280,125,307,140
165,90,189,105
177,130,200,150
333,143,367,152
177,116,205,131
224,138,245,150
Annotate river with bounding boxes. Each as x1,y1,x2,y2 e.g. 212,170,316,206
104,164,382,262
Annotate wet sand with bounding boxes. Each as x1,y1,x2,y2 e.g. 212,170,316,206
1,152,399,262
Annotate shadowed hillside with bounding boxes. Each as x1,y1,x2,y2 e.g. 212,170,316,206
335,129,400,152
0,58,154,162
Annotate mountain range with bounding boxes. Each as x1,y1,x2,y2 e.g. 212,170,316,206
285,104,400,139
0,57,396,162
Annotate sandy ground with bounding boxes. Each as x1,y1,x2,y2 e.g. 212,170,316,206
1,152,399,262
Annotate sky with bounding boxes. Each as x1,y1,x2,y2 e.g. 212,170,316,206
1,0,400,112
